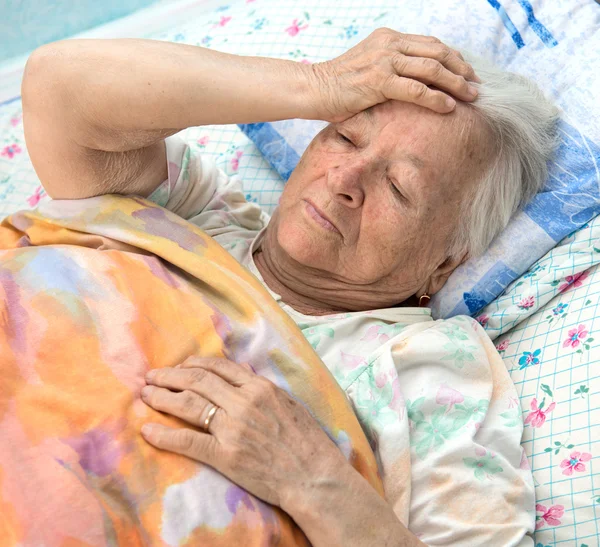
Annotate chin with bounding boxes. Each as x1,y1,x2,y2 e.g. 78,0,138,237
276,215,332,270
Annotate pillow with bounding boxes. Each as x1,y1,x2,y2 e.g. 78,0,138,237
483,215,600,546
239,0,600,320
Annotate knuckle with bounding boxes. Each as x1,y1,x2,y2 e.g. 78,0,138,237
391,52,406,70
452,48,465,61
180,390,202,420
189,368,209,384
182,355,203,366
423,58,443,77
257,377,278,397
178,429,199,452
151,368,167,384
247,387,265,407
374,27,395,45
463,64,476,78
248,379,276,406
383,73,398,94
438,46,454,65
374,26,393,36
407,79,428,100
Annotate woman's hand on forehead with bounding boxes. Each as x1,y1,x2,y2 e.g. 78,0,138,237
309,28,481,123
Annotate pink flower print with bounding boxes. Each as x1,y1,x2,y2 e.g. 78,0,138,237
559,270,589,293
27,186,46,207
339,351,366,371
230,150,243,171
246,0,255,3
388,376,405,416
560,451,592,476
10,114,22,127
1,143,22,159
285,19,308,37
475,446,487,457
436,383,464,411
495,339,510,353
476,314,489,327
562,324,588,349
524,397,555,428
360,324,397,343
519,449,531,470
517,295,535,310
535,504,564,530
197,136,209,147
361,324,381,341
215,16,232,27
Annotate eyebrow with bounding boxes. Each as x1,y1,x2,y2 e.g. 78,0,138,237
345,108,427,172
400,152,426,170
361,106,375,123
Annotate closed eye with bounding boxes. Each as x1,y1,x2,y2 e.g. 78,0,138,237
388,176,406,202
337,132,354,145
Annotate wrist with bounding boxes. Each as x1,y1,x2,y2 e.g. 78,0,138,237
282,462,421,547
304,61,341,123
287,59,326,121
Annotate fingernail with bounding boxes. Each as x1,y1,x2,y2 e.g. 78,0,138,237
446,97,456,109
141,424,153,437
175,364,181,369
467,84,478,97
145,370,156,381
141,385,153,400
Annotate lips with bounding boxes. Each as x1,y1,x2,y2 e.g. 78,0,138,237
304,199,340,234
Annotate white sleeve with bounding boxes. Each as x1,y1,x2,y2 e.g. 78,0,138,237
146,134,266,233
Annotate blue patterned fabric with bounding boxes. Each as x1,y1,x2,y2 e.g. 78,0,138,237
239,0,600,320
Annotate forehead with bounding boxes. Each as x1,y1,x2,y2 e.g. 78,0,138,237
344,100,487,178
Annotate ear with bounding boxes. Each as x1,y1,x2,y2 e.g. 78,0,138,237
426,251,470,296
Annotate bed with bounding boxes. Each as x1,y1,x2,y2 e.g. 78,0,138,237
0,0,598,545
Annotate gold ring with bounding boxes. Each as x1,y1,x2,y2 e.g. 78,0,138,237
204,404,218,432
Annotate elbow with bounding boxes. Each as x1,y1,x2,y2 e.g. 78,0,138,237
21,41,75,113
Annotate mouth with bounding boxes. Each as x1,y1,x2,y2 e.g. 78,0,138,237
303,200,340,235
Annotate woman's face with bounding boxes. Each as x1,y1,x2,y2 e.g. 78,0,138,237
270,100,492,306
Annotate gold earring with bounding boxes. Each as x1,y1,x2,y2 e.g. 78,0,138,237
419,293,431,307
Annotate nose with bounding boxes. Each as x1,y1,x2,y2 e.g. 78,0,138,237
326,157,371,208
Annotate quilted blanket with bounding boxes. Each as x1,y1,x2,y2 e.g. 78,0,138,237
0,195,382,546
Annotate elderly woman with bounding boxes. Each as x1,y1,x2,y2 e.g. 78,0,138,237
21,29,558,546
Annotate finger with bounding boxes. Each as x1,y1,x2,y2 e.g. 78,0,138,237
397,33,443,44
145,366,237,409
141,385,225,432
392,55,478,102
395,38,478,82
451,48,465,62
383,76,457,114
141,423,220,466
178,356,256,386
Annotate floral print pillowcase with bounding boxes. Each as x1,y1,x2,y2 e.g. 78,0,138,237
477,216,599,546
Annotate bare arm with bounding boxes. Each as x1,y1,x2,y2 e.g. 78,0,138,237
21,31,476,201
21,38,315,200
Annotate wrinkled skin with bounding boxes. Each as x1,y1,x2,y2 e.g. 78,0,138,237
254,99,493,315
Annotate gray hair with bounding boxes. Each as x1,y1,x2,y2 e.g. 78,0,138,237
448,52,560,259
